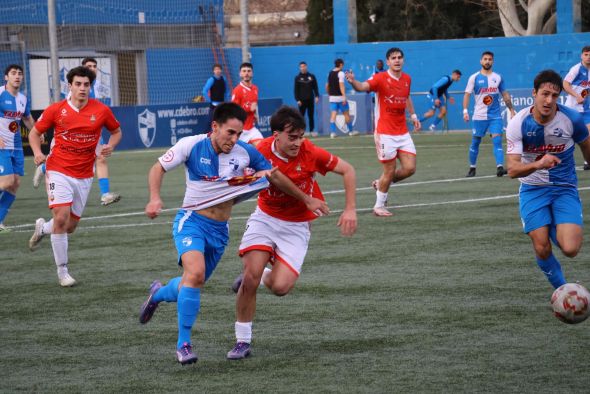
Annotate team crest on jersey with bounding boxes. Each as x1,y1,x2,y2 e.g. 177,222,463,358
138,108,156,148
229,158,240,172
90,114,96,123
552,127,564,138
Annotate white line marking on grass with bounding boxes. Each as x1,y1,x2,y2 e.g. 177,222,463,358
12,187,590,233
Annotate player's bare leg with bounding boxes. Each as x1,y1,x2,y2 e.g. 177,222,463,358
49,205,80,287
262,258,298,296
373,160,396,217
228,250,271,360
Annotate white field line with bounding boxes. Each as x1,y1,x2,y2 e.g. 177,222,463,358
11,186,590,234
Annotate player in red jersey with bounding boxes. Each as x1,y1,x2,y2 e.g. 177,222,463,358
346,47,421,217
27,66,122,287
232,62,263,146
226,106,357,360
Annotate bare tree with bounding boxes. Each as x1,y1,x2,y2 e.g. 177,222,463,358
497,0,556,36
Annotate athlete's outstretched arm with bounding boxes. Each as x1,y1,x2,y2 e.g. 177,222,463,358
406,96,421,131
462,92,471,122
502,91,516,116
146,162,166,219
506,153,560,179
100,127,122,157
563,80,584,104
330,158,357,236
28,127,45,165
344,71,371,92
265,169,330,216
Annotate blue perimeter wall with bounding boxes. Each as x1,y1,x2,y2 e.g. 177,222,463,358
249,33,590,108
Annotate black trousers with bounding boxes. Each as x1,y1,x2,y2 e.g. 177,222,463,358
298,99,315,132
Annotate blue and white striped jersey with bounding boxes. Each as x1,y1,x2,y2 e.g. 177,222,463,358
158,134,272,210
506,104,589,187
564,63,590,113
465,72,506,120
0,85,30,150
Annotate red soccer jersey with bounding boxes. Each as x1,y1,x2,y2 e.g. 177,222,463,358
232,82,258,130
257,137,338,222
35,99,120,178
367,71,412,135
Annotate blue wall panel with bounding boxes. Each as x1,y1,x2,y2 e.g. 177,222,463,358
250,33,590,111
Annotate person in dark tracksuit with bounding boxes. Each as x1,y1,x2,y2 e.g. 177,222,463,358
294,61,319,136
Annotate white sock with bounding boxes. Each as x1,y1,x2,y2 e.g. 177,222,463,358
42,219,53,235
51,233,68,274
260,267,272,288
235,321,252,343
374,191,388,208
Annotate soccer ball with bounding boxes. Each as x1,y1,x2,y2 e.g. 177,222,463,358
550,283,590,324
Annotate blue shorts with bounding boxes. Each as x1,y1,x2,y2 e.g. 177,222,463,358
582,111,590,125
472,118,503,137
172,209,229,282
329,101,350,113
519,184,583,234
0,149,25,176
425,94,446,110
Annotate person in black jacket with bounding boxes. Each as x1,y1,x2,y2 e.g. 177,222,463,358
294,61,319,136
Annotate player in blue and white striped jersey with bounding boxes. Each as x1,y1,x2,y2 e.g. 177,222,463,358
563,46,590,170
0,64,35,232
138,102,329,365
463,51,515,177
506,70,590,290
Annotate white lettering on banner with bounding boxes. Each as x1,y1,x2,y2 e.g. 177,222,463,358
156,106,210,118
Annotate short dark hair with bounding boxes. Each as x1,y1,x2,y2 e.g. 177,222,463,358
386,47,404,59
452,69,462,76
4,64,23,76
66,66,96,85
533,69,563,93
334,58,344,67
582,46,590,54
81,57,97,66
212,63,222,70
299,61,307,66
212,102,247,125
270,106,306,133
239,62,253,71
481,51,494,58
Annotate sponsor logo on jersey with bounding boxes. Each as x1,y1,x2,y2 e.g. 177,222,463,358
3,110,23,119
483,95,493,105
479,87,498,94
525,143,566,154
8,121,18,132
200,157,211,165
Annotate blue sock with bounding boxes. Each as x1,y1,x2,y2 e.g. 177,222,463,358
98,178,110,195
347,122,353,132
433,116,442,127
0,191,16,223
177,286,201,349
419,115,428,122
469,136,482,166
41,163,46,174
329,122,336,132
492,135,504,166
153,276,181,303
536,253,566,289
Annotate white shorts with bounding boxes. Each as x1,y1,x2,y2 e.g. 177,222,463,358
374,132,416,162
239,127,263,144
46,170,93,219
239,207,311,276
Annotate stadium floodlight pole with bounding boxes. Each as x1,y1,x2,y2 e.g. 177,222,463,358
240,0,250,62
47,0,61,103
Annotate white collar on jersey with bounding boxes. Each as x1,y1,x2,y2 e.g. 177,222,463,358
67,99,88,113
386,69,401,81
271,140,290,163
